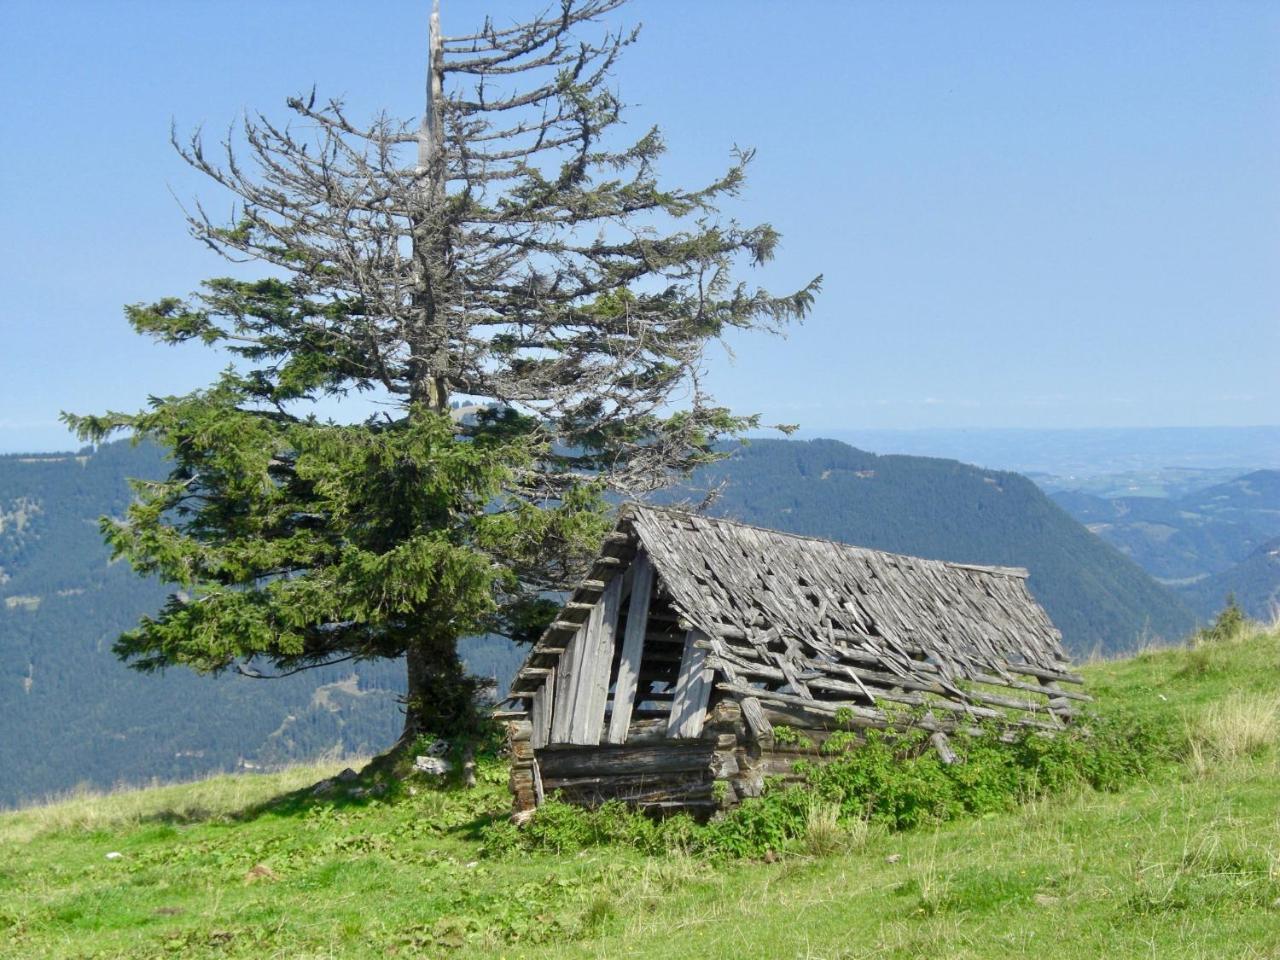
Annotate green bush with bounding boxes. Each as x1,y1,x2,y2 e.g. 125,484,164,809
482,707,1170,861
1195,596,1248,646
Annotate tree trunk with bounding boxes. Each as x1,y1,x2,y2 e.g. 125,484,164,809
398,0,473,751
411,0,450,417
400,633,485,745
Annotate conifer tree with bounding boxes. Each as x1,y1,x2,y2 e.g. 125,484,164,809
66,0,819,744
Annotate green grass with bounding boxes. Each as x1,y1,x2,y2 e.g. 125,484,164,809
4,624,1280,959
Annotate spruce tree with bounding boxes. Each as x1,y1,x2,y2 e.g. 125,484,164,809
65,0,819,745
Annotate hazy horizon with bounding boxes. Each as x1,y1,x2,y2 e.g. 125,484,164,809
9,425,1280,479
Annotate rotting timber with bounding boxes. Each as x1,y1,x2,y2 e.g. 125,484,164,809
498,505,1089,817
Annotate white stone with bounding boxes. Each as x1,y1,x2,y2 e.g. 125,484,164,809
413,755,451,776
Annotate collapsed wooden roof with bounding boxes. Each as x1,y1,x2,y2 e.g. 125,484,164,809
502,504,1086,738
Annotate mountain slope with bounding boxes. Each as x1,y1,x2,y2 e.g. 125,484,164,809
1049,488,1269,581
1049,468,1280,617
683,439,1196,654
1184,535,1280,621
1180,470,1280,523
0,442,526,809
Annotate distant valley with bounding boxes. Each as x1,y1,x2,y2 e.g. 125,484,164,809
1048,470,1280,621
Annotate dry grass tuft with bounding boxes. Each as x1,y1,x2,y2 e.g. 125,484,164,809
803,802,869,858
1187,693,1280,776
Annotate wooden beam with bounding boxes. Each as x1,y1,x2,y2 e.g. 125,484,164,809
563,600,604,744
930,731,959,765
549,622,586,744
607,551,653,744
572,573,623,745
667,629,714,739
531,669,553,749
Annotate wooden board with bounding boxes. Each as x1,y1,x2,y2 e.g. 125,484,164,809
530,669,553,749
607,551,653,744
563,600,604,744
667,628,714,739
570,574,623,745
536,739,716,778
549,622,586,744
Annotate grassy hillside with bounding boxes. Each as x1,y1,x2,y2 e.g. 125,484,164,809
5,622,1280,959
686,439,1197,654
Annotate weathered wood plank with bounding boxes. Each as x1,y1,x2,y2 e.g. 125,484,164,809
738,695,774,738
720,682,1066,734
566,599,606,745
706,642,1073,721
540,771,712,793
930,731,959,765
532,758,545,805
607,552,653,744
549,622,586,744
574,574,623,745
530,670,553,749
536,740,716,778
667,629,714,738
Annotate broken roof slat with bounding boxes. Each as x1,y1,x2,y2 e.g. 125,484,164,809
501,503,1080,728
626,504,1069,686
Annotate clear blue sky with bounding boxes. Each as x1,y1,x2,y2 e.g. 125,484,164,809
1,0,1277,453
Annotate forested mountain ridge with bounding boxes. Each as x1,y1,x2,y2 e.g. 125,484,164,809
677,439,1197,654
1049,469,1280,619
2,436,1197,808
1049,488,1270,582
1182,536,1280,622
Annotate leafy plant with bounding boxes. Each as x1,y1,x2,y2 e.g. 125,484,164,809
485,706,1168,861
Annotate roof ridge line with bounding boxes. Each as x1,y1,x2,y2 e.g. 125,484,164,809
623,502,1030,579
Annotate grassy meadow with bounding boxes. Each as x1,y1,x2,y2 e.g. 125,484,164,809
3,620,1280,959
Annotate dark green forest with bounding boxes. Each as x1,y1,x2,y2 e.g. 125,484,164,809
1,437,1202,808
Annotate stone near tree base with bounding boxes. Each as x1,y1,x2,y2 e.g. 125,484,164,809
414,755,451,776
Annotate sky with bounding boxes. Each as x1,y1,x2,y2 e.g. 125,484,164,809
1,0,1277,454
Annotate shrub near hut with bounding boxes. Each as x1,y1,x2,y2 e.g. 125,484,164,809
489,706,1164,860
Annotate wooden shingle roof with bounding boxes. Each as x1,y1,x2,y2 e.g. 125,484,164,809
627,505,1068,683
502,505,1085,734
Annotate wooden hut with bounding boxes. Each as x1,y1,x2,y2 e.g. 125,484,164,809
500,505,1087,817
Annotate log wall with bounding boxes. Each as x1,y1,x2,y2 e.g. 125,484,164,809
509,693,1068,819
